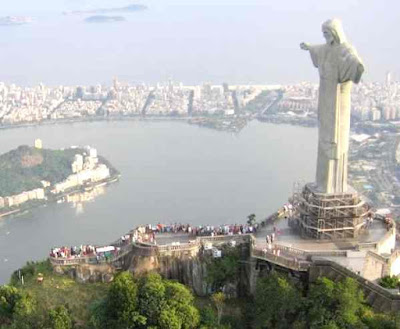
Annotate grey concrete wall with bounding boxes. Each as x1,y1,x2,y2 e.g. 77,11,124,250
362,251,389,282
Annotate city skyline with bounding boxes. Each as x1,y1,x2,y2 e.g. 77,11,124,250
0,78,398,126
0,0,398,85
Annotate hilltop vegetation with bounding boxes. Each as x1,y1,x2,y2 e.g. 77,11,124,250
1,263,206,329
1,259,399,329
0,145,79,197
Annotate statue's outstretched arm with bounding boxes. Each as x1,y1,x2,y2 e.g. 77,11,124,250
300,42,310,51
301,43,323,68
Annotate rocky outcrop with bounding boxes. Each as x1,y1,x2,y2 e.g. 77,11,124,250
159,255,210,296
124,240,251,296
53,263,115,283
51,235,400,313
124,244,211,295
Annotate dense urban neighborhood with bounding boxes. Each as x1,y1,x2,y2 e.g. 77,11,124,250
1,78,400,216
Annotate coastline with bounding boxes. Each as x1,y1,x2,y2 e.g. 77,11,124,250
0,114,259,134
0,208,22,219
0,115,190,131
0,173,120,221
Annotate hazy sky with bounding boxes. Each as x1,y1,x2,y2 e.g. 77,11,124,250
0,0,398,85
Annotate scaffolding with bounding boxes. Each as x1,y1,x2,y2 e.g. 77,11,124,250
294,183,369,240
291,180,305,205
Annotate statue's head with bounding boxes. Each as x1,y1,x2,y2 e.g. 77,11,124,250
322,19,347,45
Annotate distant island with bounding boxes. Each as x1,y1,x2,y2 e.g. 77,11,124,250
0,141,119,218
0,16,32,26
85,15,126,23
64,4,147,15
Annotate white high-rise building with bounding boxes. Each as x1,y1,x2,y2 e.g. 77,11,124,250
386,71,392,87
34,138,42,149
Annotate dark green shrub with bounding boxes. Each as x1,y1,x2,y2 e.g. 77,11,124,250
379,276,399,289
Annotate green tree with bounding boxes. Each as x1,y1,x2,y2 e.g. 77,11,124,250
247,214,256,226
0,286,35,326
0,286,20,324
206,246,240,291
88,299,108,329
138,273,166,328
165,281,195,307
379,276,400,289
48,305,73,329
320,322,340,329
176,304,200,329
335,277,366,327
253,272,302,329
159,307,182,329
306,277,336,328
211,292,226,326
362,310,400,329
105,271,145,329
137,274,200,329
199,306,218,328
164,281,199,329
306,277,366,329
90,273,199,329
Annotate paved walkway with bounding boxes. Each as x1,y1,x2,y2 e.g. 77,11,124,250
253,217,389,252
50,212,393,274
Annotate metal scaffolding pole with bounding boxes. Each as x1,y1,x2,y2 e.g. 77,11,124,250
293,183,368,240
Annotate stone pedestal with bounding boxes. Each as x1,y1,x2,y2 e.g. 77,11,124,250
294,183,369,240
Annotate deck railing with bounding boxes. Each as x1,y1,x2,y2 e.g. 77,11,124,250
157,242,200,252
251,248,310,271
271,243,347,258
50,243,134,266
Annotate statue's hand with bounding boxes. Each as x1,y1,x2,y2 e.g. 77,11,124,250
300,42,310,51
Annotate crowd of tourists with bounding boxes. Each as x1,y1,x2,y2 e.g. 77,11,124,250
50,245,96,259
49,218,272,260
153,223,259,237
282,203,294,218
50,244,121,263
131,226,156,244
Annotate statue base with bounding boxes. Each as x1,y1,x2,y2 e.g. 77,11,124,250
293,183,369,240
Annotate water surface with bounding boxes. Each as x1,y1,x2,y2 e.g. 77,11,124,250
0,120,316,283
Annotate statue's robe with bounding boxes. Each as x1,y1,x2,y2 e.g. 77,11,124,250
308,43,364,193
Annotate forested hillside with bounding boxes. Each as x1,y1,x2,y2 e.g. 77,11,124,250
0,145,79,197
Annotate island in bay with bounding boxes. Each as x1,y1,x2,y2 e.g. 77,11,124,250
0,16,33,26
63,4,148,16
0,139,119,218
85,15,126,24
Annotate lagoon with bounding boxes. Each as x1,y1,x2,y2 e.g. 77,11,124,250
0,120,316,283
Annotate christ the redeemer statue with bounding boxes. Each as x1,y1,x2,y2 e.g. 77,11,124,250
300,19,364,194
